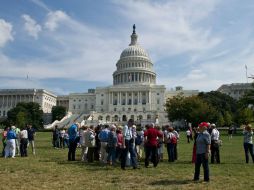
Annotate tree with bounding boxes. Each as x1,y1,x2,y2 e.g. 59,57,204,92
52,106,66,121
198,91,238,114
166,95,219,127
183,96,218,127
217,113,225,127
224,111,233,126
165,93,186,122
236,108,254,125
16,111,26,129
7,102,43,129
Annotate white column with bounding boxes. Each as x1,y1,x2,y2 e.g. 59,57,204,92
7,95,9,107
120,92,122,105
131,92,134,106
125,92,127,105
112,92,114,104
149,91,151,104
108,92,111,105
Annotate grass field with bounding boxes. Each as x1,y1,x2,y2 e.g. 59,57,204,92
0,131,253,190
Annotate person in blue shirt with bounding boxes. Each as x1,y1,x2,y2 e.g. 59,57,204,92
98,125,110,164
5,126,17,158
68,123,80,161
27,124,36,155
193,122,211,182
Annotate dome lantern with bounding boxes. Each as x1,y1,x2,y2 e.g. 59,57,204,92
129,24,138,46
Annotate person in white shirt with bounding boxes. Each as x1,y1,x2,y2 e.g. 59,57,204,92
186,129,191,143
19,127,28,157
210,124,220,164
80,126,88,161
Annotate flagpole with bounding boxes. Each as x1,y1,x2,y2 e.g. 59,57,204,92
245,65,248,83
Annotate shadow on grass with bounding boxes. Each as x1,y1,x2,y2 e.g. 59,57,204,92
149,179,192,186
56,160,117,171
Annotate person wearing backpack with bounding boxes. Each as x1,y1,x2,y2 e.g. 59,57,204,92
172,127,179,160
166,126,177,162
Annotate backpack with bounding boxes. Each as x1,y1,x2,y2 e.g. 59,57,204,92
170,134,177,144
135,134,143,145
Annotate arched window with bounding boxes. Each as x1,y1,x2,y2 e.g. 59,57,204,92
122,115,127,121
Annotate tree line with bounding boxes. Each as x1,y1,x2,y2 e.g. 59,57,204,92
0,102,66,129
166,85,254,127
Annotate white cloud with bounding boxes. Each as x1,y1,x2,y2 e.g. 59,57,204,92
114,0,221,59
44,10,69,31
0,19,13,47
0,10,122,84
22,14,42,39
29,0,51,12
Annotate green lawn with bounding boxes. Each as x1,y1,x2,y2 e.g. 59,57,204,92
0,132,253,190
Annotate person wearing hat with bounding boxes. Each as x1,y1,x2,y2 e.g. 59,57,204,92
211,123,220,164
107,125,118,165
5,126,17,158
193,122,211,182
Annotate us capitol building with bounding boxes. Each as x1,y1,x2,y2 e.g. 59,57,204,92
0,25,199,127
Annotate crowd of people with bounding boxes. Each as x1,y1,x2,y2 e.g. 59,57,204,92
1,124,36,158
50,119,254,182
1,119,253,183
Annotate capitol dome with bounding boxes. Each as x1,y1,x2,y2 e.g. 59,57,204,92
113,25,156,85
120,45,150,59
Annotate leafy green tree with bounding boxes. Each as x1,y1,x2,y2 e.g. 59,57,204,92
236,108,254,125
52,106,66,121
224,111,233,126
165,93,186,122
217,113,225,127
166,95,219,127
183,96,218,127
7,102,43,129
16,111,26,129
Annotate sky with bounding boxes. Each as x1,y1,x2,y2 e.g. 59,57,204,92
0,0,254,95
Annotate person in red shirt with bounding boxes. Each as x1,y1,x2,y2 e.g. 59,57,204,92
144,124,163,167
116,127,123,162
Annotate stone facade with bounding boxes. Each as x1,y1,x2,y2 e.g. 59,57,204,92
217,83,253,100
165,86,199,101
0,89,57,118
56,95,69,111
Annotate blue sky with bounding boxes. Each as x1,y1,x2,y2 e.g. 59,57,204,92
0,0,254,95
